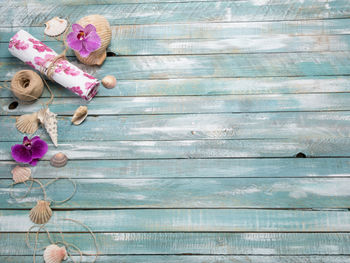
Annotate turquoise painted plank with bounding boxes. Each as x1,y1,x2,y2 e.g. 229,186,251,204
2,93,350,116
2,35,350,57
2,19,350,43
2,1,350,26
1,255,350,263
1,112,350,142
2,209,350,232
1,139,350,160
2,52,350,81
2,76,350,98
2,232,350,255
2,177,350,208
1,158,349,179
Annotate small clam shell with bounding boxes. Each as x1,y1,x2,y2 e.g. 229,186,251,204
50,153,68,168
44,244,68,263
44,17,68,37
16,112,39,134
71,106,88,125
102,75,117,89
29,200,52,224
11,165,31,183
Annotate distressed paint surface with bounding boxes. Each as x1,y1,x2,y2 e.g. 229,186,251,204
1,0,350,262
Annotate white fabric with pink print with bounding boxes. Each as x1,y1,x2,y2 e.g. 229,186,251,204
8,30,99,101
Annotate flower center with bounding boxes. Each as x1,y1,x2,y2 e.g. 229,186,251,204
77,31,85,40
24,140,31,148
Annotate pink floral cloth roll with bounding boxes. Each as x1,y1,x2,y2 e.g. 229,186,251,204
8,30,99,101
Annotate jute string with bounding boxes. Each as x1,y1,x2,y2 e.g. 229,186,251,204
25,218,99,263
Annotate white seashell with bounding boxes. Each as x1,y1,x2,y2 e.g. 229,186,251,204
11,165,31,183
50,153,68,168
29,200,52,224
43,244,68,263
38,108,58,147
102,75,117,89
16,112,39,134
71,106,88,125
44,17,68,37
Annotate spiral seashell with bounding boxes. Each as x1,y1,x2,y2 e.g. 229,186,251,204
16,112,39,134
11,165,31,183
71,106,88,125
44,17,68,37
43,244,68,263
29,200,52,224
74,15,111,66
50,152,68,168
102,75,117,89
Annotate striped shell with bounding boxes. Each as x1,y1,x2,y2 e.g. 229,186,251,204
16,112,39,134
102,75,117,89
74,15,111,65
43,244,68,263
50,152,68,168
11,165,31,183
29,200,52,224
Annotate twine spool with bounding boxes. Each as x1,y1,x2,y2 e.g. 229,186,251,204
11,70,44,102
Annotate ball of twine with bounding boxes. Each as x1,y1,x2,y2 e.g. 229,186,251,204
11,70,44,102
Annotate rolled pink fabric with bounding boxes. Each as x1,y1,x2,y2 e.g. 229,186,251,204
8,30,99,101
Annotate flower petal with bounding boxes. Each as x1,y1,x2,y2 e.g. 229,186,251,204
11,144,32,163
67,32,83,51
79,44,91,57
29,159,38,166
22,136,29,144
72,23,84,32
84,32,101,52
31,138,48,159
84,24,97,35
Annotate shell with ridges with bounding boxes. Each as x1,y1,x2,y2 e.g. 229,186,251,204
102,75,117,89
71,106,88,125
43,244,68,263
29,200,52,224
38,108,58,147
16,112,39,134
74,15,111,66
50,153,68,168
11,165,31,183
44,17,68,37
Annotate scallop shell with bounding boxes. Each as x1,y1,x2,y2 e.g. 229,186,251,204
29,200,52,224
44,17,68,37
16,112,39,134
102,75,117,89
74,15,111,65
11,165,31,183
43,244,68,263
50,152,68,168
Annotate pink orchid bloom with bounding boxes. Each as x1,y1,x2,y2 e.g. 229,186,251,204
66,24,101,57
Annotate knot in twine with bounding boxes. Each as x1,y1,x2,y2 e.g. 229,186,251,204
11,70,43,102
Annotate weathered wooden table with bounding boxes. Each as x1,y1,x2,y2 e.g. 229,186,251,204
1,0,350,262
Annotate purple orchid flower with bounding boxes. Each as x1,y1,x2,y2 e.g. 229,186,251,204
67,24,101,57
11,136,48,166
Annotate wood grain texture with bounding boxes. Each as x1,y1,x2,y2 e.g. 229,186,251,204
1,112,350,142
2,19,350,43
3,177,350,208
1,158,349,179
1,138,350,160
2,0,350,26
2,52,350,82
3,76,350,98
2,232,350,255
1,255,350,263
2,35,350,57
2,209,350,232
2,93,350,116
